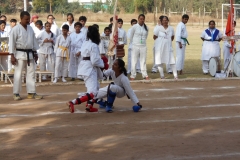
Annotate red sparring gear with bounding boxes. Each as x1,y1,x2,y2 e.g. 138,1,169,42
75,93,94,105
67,101,75,113
85,100,98,112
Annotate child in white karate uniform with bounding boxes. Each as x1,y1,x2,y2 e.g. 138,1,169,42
37,22,55,80
69,22,86,80
53,25,71,83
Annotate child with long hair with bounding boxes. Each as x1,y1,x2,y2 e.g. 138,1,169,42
67,26,107,112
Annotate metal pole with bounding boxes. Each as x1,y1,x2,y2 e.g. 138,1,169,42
222,4,224,31
24,0,27,11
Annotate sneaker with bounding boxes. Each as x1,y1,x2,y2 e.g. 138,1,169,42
86,104,98,112
27,93,43,100
62,78,67,83
13,94,22,101
53,78,57,83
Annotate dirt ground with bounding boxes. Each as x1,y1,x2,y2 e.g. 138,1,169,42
1,80,240,160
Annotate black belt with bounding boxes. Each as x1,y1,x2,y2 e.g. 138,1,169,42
16,49,35,66
83,57,90,60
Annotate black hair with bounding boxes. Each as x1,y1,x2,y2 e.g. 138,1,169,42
35,20,43,26
44,21,51,26
0,20,6,25
182,14,189,19
104,27,111,32
62,24,69,30
92,24,99,31
74,22,82,27
108,23,113,32
131,19,137,25
20,11,30,19
118,18,123,24
138,14,148,32
110,17,113,22
209,20,215,25
159,15,164,21
79,16,87,22
0,15,7,20
10,19,17,23
234,21,236,25
47,14,55,19
67,13,74,22
87,26,100,45
162,16,169,21
116,59,127,76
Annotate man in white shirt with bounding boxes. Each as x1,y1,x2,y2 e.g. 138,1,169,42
175,14,189,75
9,11,43,100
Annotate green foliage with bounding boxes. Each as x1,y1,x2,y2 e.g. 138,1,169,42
0,0,25,14
92,1,103,13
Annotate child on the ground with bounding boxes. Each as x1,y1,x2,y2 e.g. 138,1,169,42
53,24,71,83
69,22,86,81
37,22,55,80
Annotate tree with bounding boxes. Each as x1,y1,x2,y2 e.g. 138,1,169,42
92,1,103,13
134,0,154,14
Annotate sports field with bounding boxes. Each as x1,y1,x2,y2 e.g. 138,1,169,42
1,80,240,159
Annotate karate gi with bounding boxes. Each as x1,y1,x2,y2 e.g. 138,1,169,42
77,40,104,96
37,30,55,72
60,22,75,34
154,25,177,78
0,30,8,71
30,22,36,30
54,35,71,78
69,31,86,78
95,69,139,105
81,26,88,37
9,24,39,94
127,26,140,74
175,22,188,71
129,24,149,79
51,22,60,38
201,28,222,73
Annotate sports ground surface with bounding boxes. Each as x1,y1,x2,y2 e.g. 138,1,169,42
1,79,240,160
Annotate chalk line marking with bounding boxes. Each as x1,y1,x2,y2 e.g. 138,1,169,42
1,103,240,118
1,115,240,133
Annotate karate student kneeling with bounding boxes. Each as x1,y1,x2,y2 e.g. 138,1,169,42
67,59,142,113
9,11,43,100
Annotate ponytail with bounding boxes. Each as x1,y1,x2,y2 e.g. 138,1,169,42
116,59,127,76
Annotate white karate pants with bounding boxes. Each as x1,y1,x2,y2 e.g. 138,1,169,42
176,43,186,71
157,64,177,78
127,48,140,73
131,45,148,78
13,59,36,94
7,56,14,72
96,84,125,100
39,53,55,72
55,57,69,78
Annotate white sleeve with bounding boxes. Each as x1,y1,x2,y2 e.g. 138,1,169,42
129,25,136,43
90,44,104,68
123,31,127,45
103,69,114,77
153,26,159,36
8,27,17,54
122,77,139,105
127,29,131,39
54,36,60,53
201,31,205,38
175,23,182,42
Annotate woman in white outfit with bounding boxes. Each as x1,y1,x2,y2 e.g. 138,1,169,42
130,14,149,80
201,20,222,74
60,13,75,34
154,16,178,79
